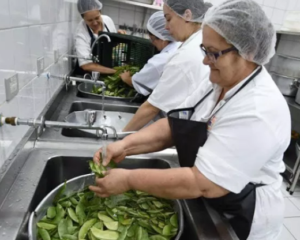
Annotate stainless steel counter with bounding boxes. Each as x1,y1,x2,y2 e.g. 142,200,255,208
0,85,238,240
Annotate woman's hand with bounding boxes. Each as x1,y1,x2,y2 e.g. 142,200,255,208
120,71,132,86
93,141,127,166
89,169,131,197
118,29,127,34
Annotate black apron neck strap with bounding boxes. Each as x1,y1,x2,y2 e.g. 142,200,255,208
193,89,214,109
209,66,263,119
134,81,153,95
86,23,110,48
104,23,110,32
86,24,96,48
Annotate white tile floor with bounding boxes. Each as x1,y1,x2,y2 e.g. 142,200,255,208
279,181,300,240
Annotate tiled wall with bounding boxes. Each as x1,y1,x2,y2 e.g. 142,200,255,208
206,0,300,31
101,0,156,38
0,0,82,169
0,0,149,170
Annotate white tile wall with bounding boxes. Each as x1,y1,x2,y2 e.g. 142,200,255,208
9,0,29,27
0,0,11,29
0,0,82,168
27,0,41,24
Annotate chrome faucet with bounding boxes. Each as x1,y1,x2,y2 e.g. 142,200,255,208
91,34,111,54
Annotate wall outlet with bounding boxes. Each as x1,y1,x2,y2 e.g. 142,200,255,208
5,74,19,101
54,50,60,63
37,57,45,76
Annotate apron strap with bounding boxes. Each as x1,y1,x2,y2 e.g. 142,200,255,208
205,66,263,121
86,24,96,48
134,81,153,95
193,89,213,109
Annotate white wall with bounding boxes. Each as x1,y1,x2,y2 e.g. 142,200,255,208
0,0,150,170
0,0,82,168
206,0,300,32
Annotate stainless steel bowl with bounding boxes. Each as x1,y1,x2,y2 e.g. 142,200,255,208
78,82,136,102
28,173,184,240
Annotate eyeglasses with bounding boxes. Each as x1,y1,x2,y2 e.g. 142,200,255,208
200,44,238,63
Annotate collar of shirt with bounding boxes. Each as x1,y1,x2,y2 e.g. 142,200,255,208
161,41,180,53
211,66,261,101
179,29,202,49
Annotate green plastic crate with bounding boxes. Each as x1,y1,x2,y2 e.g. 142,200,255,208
94,31,157,68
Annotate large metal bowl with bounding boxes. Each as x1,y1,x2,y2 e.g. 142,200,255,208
78,82,136,102
28,173,184,240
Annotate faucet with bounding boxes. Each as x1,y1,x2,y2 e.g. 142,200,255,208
43,73,106,91
0,115,119,139
91,34,111,54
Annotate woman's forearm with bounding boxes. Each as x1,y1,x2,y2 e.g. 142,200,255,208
123,118,173,156
127,167,229,199
123,101,160,132
81,63,116,74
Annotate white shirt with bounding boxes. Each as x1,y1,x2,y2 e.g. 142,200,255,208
75,15,117,66
180,67,291,239
148,30,210,113
132,42,181,96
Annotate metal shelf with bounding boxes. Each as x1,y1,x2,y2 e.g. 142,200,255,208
111,0,163,10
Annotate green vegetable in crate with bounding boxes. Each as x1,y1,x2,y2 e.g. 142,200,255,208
36,161,179,240
91,65,140,98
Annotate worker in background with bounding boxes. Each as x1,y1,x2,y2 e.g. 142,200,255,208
122,0,212,131
120,11,181,96
74,0,125,75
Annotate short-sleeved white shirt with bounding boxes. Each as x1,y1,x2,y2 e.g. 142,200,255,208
132,42,181,96
148,30,210,113
75,15,117,66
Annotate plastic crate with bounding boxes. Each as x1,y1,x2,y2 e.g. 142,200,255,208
94,31,157,69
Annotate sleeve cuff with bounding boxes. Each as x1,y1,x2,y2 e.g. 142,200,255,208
148,97,168,113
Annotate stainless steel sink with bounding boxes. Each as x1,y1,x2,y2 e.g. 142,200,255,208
61,101,162,138
30,156,171,209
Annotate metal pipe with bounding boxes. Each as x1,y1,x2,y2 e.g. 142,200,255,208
68,76,105,86
44,121,105,131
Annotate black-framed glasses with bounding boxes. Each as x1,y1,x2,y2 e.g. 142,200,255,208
200,44,238,63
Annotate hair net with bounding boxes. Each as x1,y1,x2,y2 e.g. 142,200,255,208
203,0,276,65
77,0,103,15
147,11,175,42
163,0,212,23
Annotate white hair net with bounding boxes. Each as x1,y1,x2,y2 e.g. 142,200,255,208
147,11,175,42
203,0,276,65
163,0,212,23
77,0,103,15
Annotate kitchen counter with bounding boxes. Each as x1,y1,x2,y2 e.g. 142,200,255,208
0,85,238,240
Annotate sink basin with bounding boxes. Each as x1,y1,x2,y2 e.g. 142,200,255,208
61,101,162,138
29,156,171,214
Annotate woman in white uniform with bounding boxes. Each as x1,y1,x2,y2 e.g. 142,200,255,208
122,0,211,131
120,11,180,96
75,0,123,75
90,0,291,239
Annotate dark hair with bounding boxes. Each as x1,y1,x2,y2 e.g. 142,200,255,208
81,10,101,18
148,30,159,40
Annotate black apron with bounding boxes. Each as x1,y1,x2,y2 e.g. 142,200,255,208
73,24,110,76
167,67,264,240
